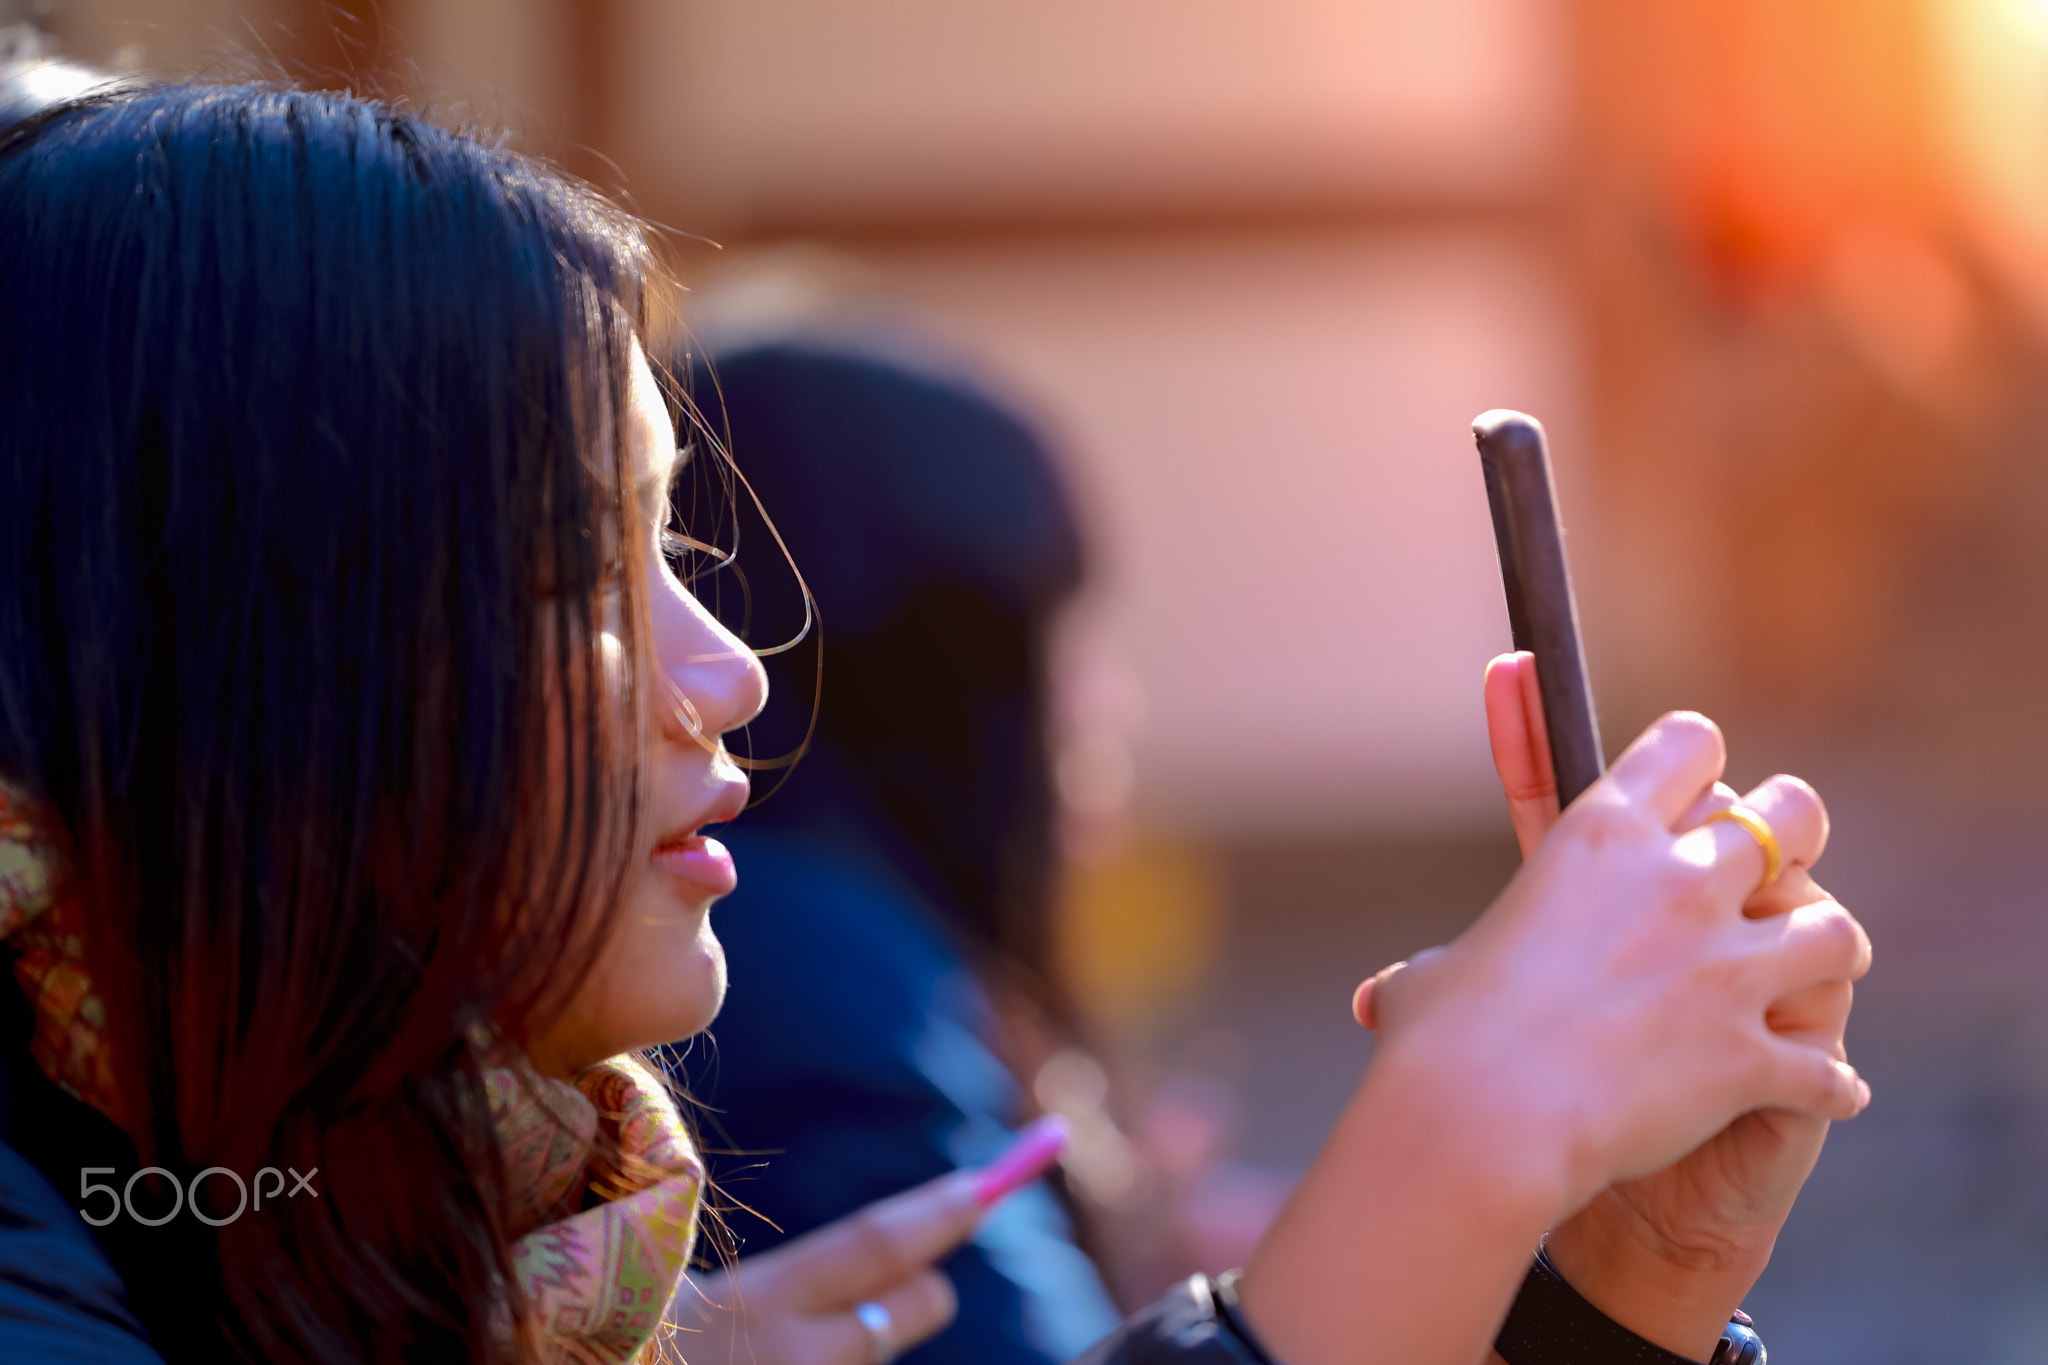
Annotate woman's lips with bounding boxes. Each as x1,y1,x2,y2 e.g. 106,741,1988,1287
652,833,736,896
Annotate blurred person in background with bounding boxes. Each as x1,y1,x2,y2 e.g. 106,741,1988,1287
668,332,1124,1365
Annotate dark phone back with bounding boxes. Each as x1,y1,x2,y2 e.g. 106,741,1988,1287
1474,409,1604,807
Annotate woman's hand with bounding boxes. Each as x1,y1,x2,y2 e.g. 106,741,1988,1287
1468,651,1869,1358
658,1172,979,1365
1241,691,1870,1365
1370,691,1871,1203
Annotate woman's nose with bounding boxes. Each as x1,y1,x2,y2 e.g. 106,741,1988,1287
658,592,769,745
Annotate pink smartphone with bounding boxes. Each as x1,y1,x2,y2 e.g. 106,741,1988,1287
973,1114,1071,1208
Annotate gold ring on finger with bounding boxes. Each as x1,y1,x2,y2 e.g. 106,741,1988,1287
1705,805,1783,889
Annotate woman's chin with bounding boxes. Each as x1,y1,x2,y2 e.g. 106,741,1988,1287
546,915,728,1068
663,928,728,1042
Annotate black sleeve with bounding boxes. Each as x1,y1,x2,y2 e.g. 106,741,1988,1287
1069,1274,1281,1365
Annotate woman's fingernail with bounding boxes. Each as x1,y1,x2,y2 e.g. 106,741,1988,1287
1353,962,1409,1030
1856,1078,1872,1111
1351,978,1376,1030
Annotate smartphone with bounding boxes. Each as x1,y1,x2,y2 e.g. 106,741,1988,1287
973,1114,1071,1208
1473,410,1605,807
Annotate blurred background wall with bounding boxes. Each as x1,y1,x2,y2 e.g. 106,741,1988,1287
14,0,2048,1356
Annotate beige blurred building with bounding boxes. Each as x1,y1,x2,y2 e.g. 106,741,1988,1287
37,0,2048,822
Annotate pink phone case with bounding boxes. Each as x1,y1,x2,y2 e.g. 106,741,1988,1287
973,1114,1071,1208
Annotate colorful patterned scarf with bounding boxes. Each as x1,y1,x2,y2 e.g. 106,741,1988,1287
0,781,701,1364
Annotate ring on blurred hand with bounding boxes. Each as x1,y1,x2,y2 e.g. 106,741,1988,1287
1705,806,1782,889
855,1301,898,1365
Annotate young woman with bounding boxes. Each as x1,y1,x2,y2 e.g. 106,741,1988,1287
0,81,1871,1365
0,77,980,1365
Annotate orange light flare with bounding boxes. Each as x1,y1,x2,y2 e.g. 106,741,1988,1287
1989,0,2048,41
1640,0,2024,406
1928,0,2048,337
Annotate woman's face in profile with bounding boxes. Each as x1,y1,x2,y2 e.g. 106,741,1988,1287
528,344,768,1077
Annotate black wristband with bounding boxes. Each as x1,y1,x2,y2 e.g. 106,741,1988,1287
1210,1269,1282,1365
1495,1248,1766,1365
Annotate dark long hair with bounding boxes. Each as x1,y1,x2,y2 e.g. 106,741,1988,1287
0,83,657,1361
